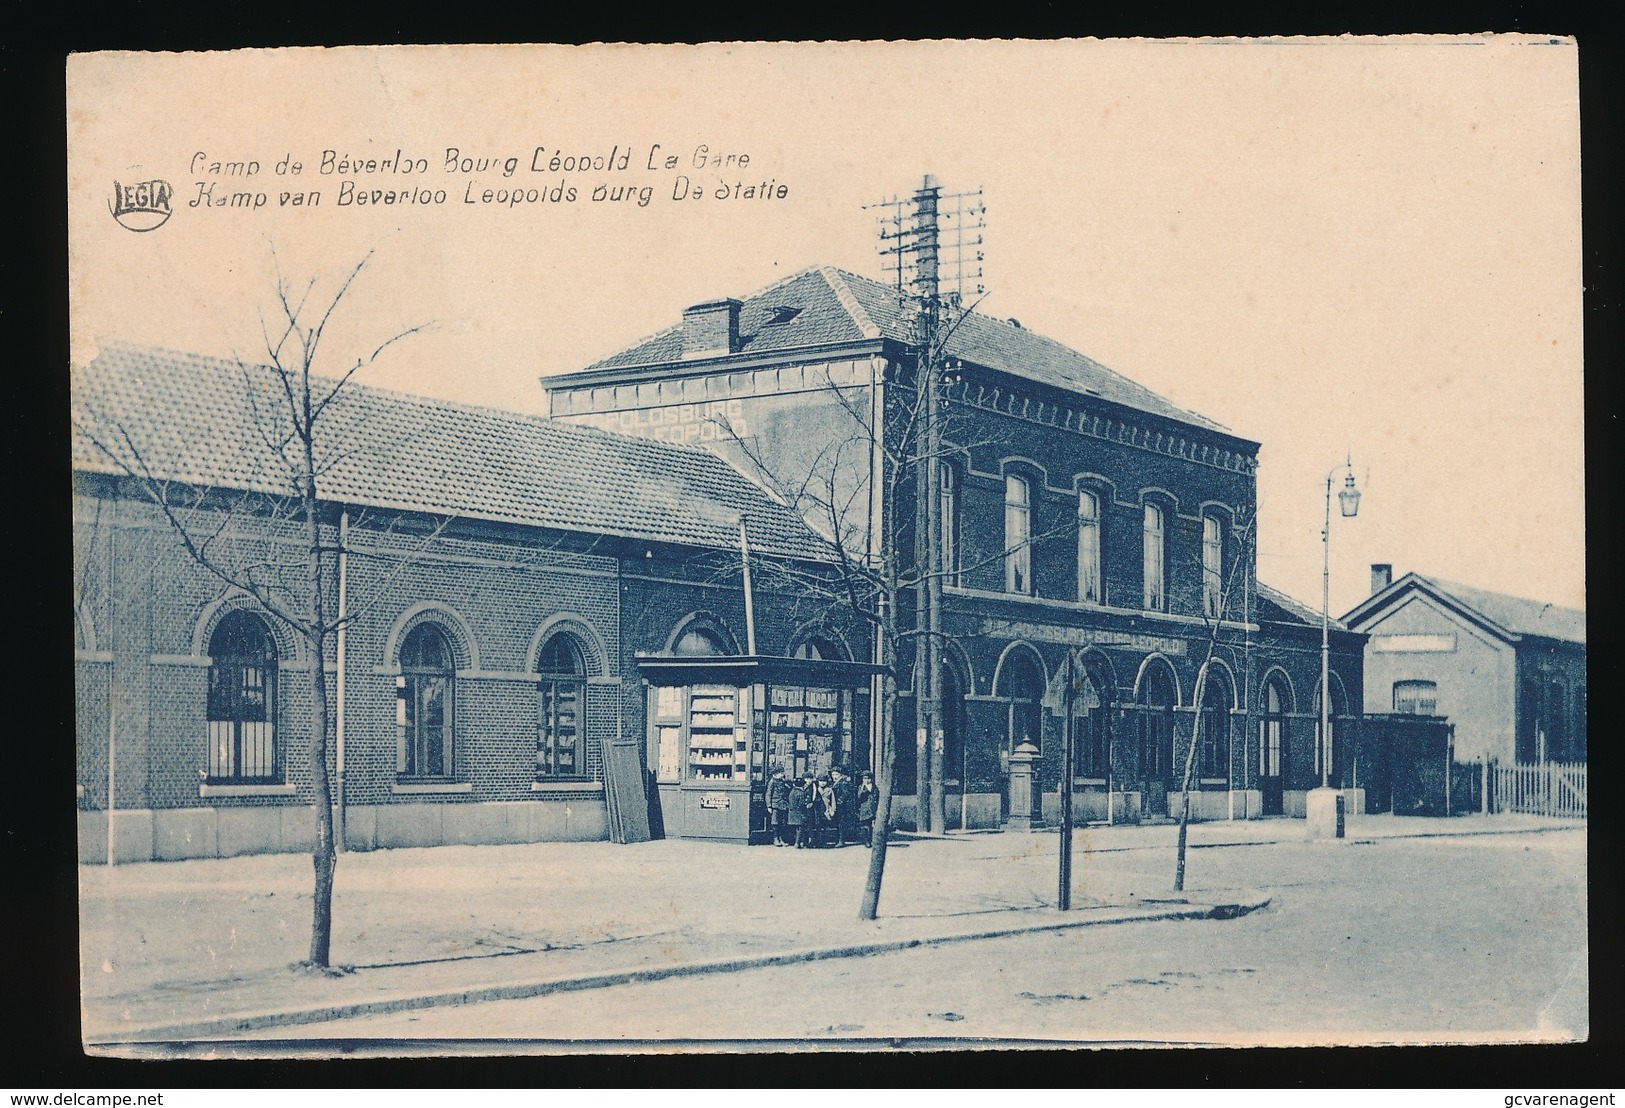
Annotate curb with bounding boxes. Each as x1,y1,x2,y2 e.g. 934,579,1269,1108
87,893,1270,1044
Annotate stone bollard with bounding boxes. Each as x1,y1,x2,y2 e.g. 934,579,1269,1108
1006,741,1044,832
1305,786,1346,839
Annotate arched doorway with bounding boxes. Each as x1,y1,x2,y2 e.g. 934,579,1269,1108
994,647,1045,822
1137,659,1177,817
940,659,968,822
1196,663,1234,787
1259,673,1293,815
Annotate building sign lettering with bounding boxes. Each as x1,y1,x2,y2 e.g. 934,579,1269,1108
983,620,1188,656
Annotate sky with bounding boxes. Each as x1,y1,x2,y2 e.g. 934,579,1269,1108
66,38,1584,618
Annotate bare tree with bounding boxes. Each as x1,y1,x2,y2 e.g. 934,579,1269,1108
72,251,427,970
1172,508,1256,894
720,321,1072,919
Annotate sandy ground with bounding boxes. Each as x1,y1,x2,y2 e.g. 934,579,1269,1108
242,826,1587,1047
79,813,1582,1047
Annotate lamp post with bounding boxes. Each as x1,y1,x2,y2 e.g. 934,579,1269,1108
1320,455,1361,789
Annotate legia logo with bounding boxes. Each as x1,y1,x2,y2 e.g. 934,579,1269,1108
109,179,174,232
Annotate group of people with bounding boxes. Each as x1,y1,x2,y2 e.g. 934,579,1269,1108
765,767,878,848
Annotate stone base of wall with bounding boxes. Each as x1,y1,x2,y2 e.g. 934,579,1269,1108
78,798,609,863
1041,790,1144,825
891,793,1001,831
1164,789,1264,822
1283,788,1364,820
889,789,1265,829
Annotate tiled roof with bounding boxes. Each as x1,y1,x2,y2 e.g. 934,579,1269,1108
585,265,1234,436
1341,572,1585,646
71,341,834,562
1256,581,1348,631
1416,576,1586,645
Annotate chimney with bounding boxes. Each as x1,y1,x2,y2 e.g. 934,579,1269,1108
1371,563,1393,594
681,298,743,359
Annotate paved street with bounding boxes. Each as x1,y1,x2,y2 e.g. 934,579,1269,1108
242,825,1586,1047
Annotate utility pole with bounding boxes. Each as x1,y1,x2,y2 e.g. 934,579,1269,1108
1059,649,1075,909
872,174,984,834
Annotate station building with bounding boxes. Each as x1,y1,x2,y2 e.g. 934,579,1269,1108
545,265,1368,826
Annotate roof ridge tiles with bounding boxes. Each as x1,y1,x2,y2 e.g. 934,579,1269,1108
818,266,885,339
74,340,835,562
90,338,739,464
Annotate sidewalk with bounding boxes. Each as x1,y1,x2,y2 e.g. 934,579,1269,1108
78,811,1576,1043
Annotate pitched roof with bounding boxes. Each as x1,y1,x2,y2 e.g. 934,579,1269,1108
583,265,1236,437
1256,581,1349,631
71,340,834,562
1343,572,1585,646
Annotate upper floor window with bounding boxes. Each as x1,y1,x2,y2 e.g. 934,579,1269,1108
1077,490,1102,605
940,462,960,588
207,610,279,782
1005,474,1032,595
399,622,455,778
1393,680,1438,716
536,634,587,778
1142,502,1166,611
1201,513,1224,617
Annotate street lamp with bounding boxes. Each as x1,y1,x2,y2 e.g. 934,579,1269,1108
1320,455,1361,789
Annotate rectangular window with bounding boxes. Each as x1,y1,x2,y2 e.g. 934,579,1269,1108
537,679,584,777
1202,514,1223,617
1077,490,1101,604
1259,718,1283,777
1143,502,1165,611
398,673,453,777
1005,474,1032,595
940,462,960,588
1393,680,1439,715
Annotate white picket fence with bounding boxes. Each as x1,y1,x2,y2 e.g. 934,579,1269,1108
1490,761,1587,819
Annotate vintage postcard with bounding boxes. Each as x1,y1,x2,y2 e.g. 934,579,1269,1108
67,38,1585,1055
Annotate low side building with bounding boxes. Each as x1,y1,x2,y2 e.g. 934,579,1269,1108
1341,566,1586,766
72,341,861,862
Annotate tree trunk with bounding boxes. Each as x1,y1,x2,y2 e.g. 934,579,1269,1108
859,600,898,920
1173,659,1210,893
304,486,338,967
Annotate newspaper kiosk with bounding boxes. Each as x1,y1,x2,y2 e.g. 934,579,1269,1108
637,654,879,843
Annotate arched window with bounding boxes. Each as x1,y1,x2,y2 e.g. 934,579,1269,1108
1316,677,1349,782
1004,474,1033,595
1260,676,1289,779
1198,666,1232,781
1142,502,1166,612
399,623,455,778
1201,513,1224,617
996,649,1045,754
1072,668,1112,778
1138,662,1177,782
674,626,728,656
207,610,279,782
941,662,967,784
940,462,960,589
1077,490,1102,605
537,634,586,778
792,635,846,661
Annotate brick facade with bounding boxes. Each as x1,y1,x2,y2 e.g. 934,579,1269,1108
546,266,1368,826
